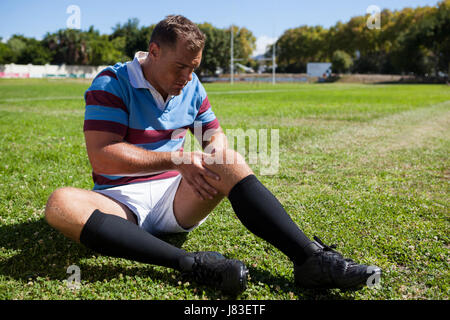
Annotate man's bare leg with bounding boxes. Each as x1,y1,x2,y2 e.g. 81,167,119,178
44,186,202,272
172,149,313,265
44,182,249,295
45,187,137,242
173,150,253,229
173,149,382,290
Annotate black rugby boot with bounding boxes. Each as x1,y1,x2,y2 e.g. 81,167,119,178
294,236,382,290
180,251,249,295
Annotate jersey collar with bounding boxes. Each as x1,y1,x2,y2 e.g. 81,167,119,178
127,51,174,110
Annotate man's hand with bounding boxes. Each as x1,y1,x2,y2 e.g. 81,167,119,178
175,151,221,200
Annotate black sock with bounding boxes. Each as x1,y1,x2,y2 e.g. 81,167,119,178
79,209,194,271
228,174,313,265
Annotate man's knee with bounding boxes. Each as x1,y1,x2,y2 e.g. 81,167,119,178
203,149,253,194
44,187,74,225
207,149,252,174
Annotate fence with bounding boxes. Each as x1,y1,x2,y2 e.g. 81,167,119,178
0,63,107,79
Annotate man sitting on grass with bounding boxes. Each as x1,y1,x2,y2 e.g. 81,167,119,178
44,15,381,295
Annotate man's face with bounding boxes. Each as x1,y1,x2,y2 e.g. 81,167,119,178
147,39,202,97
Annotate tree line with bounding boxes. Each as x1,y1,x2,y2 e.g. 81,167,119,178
0,18,256,77
274,0,449,76
0,0,448,76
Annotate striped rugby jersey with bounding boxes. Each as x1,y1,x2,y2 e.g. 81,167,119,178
83,55,220,190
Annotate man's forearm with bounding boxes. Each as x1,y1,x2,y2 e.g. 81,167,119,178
88,128,228,176
90,141,179,175
202,129,228,153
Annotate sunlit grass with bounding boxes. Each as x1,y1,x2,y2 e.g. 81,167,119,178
0,79,449,299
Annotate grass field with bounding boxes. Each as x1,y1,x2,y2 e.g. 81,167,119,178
0,79,449,300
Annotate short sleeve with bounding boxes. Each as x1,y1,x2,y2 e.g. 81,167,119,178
193,81,220,131
83,68,129,137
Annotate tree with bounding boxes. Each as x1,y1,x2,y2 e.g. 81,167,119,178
19,39,52,65
6,35,27,63
274,1,448,75
42,29,90,65
197,23,229,76
87,34,128,66
2,1,447,76
414,0,450,75
390,2,449,76
5,35,52,65
196,24,256,76
230,25,256,65
331,50,353,73
0,40,14,64
276,26,328,73
110,18,154,60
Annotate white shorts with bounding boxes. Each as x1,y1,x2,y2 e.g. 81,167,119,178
93,175,206,235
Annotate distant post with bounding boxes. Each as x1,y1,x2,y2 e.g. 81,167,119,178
230,27,234,85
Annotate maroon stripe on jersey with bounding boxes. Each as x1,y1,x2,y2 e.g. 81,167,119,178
188,118,220,135
85,90,128,114
125,127,188,144
198,96,211,114
96,70,118,80
202,118,220,130
83,119,128,137
93,171,180,186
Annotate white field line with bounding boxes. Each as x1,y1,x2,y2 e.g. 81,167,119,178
0,89,300,102
208,89,298,95
0,96,83,102
303,100,450,155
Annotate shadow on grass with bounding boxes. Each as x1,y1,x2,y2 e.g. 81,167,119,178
0,218,353,299
245,266,352,300
0,218,187,284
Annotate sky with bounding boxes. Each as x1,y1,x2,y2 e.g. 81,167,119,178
0,0,441,56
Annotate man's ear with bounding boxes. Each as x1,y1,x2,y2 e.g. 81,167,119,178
148,42,161,60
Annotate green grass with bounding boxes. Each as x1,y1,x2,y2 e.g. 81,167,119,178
0,79,449,300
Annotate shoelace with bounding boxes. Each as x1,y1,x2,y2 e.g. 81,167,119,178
313,236,356,264
314,235,337,251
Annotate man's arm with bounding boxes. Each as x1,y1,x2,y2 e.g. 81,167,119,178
84,130,220,199
84,130,176,175
201,126,228,154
